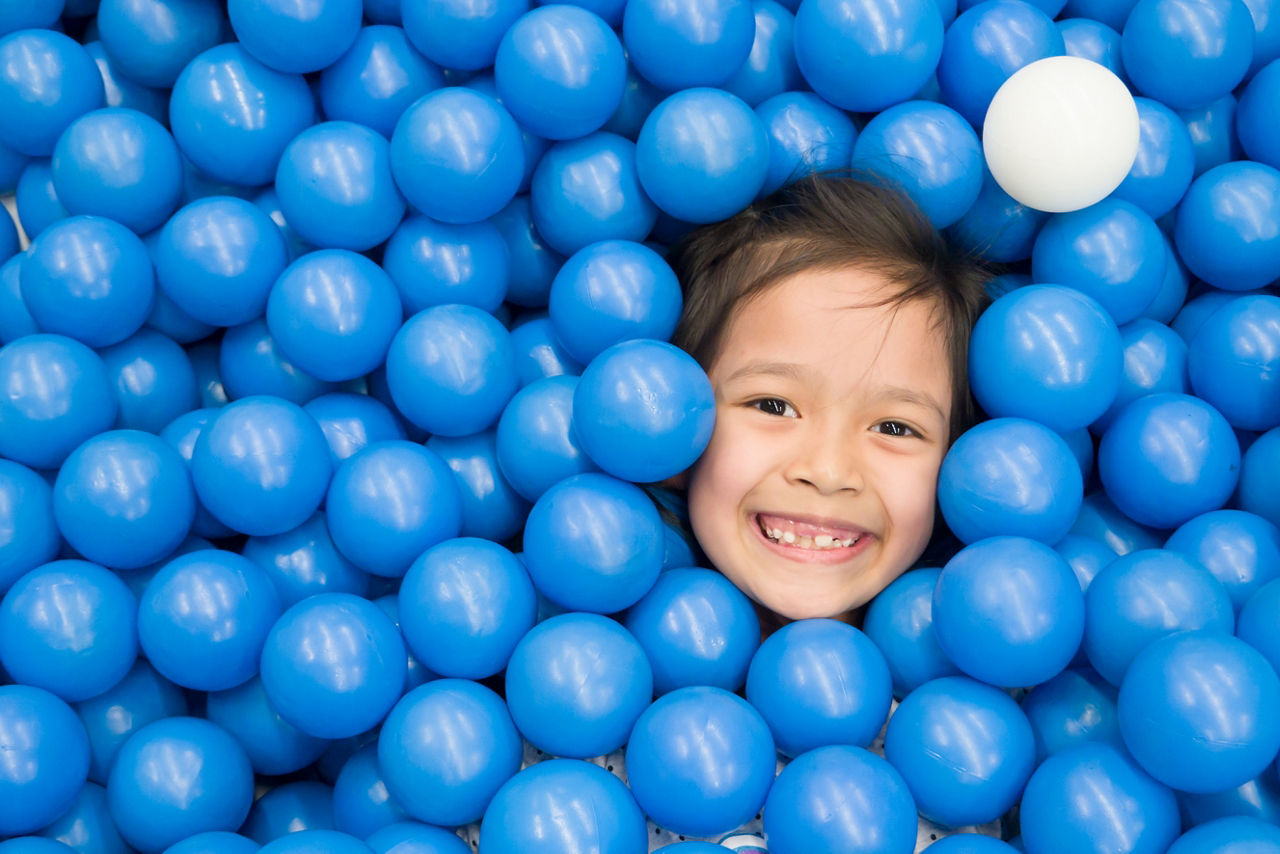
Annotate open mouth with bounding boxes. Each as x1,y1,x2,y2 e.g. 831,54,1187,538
753,512,868,552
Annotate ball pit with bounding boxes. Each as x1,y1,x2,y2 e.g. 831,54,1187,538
2,1,1280,852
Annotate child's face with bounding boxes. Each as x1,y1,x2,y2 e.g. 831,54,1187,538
686,267,952,621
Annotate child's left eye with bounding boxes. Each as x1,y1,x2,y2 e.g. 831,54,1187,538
750,398,798,418
873,420,918,438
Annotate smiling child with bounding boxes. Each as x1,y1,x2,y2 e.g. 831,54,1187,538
667,174,990,625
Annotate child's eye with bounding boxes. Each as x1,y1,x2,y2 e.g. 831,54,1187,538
873,420,919,438
750,398,798,418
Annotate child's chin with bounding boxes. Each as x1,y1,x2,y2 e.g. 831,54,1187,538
757,589,862,623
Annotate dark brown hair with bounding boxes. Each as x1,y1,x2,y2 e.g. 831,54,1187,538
667,173,991,442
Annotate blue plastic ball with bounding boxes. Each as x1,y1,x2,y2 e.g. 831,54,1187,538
969,285,1123,433
1241,427,1280,530
228,0,361,73
15,159,68,239
490,195,564,308
366,823,469,854
319,25,443,139
154,196,287,327
304,393,405,468
139,550,282,691
937,0,1064,128
1092,317,1189,434
1169,817,1280,854
401,0,529,71
256,830,371,854
1071,491,1166,556
1113,97,1195,220
722,0,802,107
1140,240,1190,326
266,249,402,381
50,108,180,234
763,744,916,854
54,429,195,569
509,313,583,383
948,165,1050,263
218,320,337,405
926,837,1019,854
1120,631,1280,793
390,88,524,224
793,0,942,112
40,781,134,854
379,679,522,826
385,304,518,436
626,686,774,837
1238,578,1280,678
96,0,223,88
529,133,658,257
622,0,754,91
746,619,892,757
522,473,663,612
495,5,624,139
938,418,1083,545
98,330,198,435
754,91,857,197
495,376,598,502
157,408,235,539
1122,0,1254,110
481,760,646,854
0,334,118,469
204,676,328,776
1188,294,1280,431
635,88,768,224
1083,549,1234,686
170,44,315,187
22,215,154,348
1032,200,1167,326
75,659,187,785
934,536,1085,687
851,100,983,229
261,593,406,739
382,216,509,314
1167,510,1280,612
275,123,405,252
191,395,333,536
1055,533,1114,590
0,840,77,854
548,241,680,365
601,59,664,140
1239,59,1280,171
242,512,370,608
1020,667,1123,763
164,832,260,854
1099,392,1240,530
1019,743,1179,854
1175,162,1280,292
108,717,254,853
884,676,1034,826
189,341,229,409
0,0,64,34
862,568,961,699
1178,93,1241,181
0,256,36,346
0,30,104,157
426,429,532,543
573,339,714,484
332,745,408,839
624,567,760,695
0,686,90,836
1058,17,1127,83
0,559,137,702
0,461,60,592
399,538,534,680
243,782,335,844
505,612,651,758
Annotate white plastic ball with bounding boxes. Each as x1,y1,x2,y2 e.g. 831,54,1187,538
983,56,1140,213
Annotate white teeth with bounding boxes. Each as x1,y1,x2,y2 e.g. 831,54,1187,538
760,517,863,549
814,535,833,548
797,535,813,548
782,531,796,544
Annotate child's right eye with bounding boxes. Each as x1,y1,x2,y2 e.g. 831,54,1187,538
750,398,798,418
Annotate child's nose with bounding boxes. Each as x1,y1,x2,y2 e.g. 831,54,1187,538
784,428,865,495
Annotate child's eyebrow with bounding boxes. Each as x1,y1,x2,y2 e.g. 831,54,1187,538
868,386,949,421
722,361,810,383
